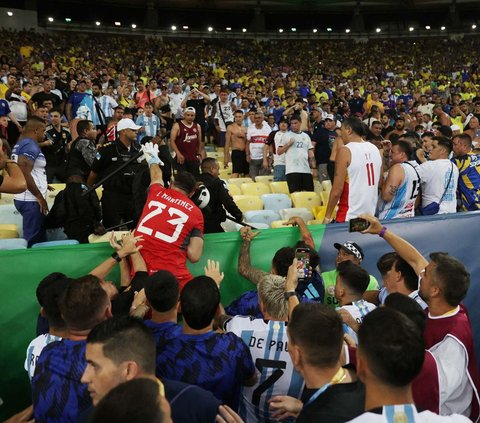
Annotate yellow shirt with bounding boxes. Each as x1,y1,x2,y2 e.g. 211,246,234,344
0,84,9,99
451,116,464,132
20,45,34,58
21,91,31,102
365,100,384,114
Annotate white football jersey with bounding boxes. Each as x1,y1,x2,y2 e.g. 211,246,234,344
378,161,421,219
338,300,376,344
25,333,62,380
337,141,382,222
225,316,304,423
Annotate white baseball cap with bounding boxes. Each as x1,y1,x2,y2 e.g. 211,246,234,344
117,118,141,132
324,114,336,121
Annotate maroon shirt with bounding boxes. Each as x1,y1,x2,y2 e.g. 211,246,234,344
176,121,199,161
411,350,440,414
424,304,480,421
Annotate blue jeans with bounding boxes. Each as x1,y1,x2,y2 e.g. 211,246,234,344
14,200,46,247
273,165,286,181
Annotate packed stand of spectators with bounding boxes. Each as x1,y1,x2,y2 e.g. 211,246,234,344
1,29,480,423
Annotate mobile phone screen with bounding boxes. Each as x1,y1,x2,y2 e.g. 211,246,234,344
349,218,370,232
296,249,310,280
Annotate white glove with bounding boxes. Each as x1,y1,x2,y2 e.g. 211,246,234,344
141,142,164,167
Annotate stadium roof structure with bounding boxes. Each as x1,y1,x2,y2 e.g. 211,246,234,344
8,0,480,34
23,0,480,11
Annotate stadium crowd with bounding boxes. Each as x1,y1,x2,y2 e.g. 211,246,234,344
1,28,480,423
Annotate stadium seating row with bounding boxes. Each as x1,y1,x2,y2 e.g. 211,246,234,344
232,191,331,212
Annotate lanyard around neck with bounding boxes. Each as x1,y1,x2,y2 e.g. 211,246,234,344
304,367,347,408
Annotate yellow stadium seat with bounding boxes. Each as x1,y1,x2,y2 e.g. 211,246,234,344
321,180,332,191
269,181,290,195
0,193,15,205
220,166,233,174
271,220,289,228
220,173,233,182
226,177,253,187
0,229,19,239
313,181,323,196
232,195,263,213
206,151,223,159
0,223,19,232
226,184,241,196
312,205,327,221
313,204,337,220
255,175,274,184
279,208,314,222
50,183,66,192
320,191,330,206
241,182,271,196
290,192,321,210
89,231,130,244
46,183,65,203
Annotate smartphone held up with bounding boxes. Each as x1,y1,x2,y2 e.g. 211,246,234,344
349,217,371,232
295,248,310,280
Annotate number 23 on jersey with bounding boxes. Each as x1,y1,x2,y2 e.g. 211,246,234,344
137,200,190,244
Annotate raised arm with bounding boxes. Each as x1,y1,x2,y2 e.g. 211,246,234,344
359,214,429,276
142,142,164,186
238,227,268,285
285,259,300,320
284,216,315,249
89,232,143,280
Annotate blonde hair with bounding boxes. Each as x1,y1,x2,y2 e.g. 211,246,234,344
258,274,288,320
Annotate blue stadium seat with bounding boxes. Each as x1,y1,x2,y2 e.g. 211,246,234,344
0,238,28,250
261,193,292,212
244,210,281,227
32,240,80,248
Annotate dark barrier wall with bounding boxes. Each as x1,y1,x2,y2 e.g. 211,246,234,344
1,212,479,419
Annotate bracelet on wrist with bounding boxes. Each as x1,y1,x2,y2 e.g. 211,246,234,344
111,252,122,262
379,226,388,238
284,291,297,301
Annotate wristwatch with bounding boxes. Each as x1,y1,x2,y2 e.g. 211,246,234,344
111,252,122,263
284,291,297,301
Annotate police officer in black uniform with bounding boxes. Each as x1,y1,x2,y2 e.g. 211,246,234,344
65,119,97,181
43,107,71,182
197,157,243,233
87,118,145,229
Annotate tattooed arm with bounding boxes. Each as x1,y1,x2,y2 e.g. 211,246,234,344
381,163,405,202
238,227,269,286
